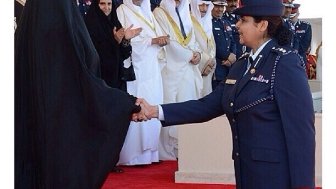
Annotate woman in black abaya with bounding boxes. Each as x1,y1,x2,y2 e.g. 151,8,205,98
85,0,138,91
15,0,141,188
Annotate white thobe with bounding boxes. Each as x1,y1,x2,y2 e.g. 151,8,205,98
191,15,216,97
116,4,164,165
153,7,203,160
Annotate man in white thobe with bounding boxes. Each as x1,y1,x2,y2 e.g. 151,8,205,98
190,0,216,97
116,0,169,165
153,0,203,160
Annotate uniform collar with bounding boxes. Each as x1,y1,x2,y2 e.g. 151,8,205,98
297,19,301,25
249,39,272,61
212,15,221,20
224,12,236,18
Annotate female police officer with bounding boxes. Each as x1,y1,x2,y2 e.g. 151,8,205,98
134,0,316,188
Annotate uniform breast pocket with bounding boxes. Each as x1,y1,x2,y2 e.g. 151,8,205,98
213,28,221,36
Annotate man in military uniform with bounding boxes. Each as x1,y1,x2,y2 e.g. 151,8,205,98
222,0,248,58
282,0,299,50
290,3,312,66
211,0,236,89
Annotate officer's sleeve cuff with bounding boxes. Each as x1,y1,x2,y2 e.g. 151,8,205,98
158,105,165,121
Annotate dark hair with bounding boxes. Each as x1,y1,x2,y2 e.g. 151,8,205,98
253,16,292,46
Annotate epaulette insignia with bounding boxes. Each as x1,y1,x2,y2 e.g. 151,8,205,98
271,47,291,55
302,20,311,25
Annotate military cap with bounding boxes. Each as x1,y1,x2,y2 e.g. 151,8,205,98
283,0,295,8
292,3,300,10
232,0,284,16
212,0,228,6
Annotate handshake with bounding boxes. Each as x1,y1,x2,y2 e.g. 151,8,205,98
132,98,159,122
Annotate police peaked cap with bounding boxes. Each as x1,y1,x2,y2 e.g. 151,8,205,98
283,0,295,8
212,0,228,6
233,0,284,16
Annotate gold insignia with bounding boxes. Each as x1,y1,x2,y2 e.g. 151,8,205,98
250,68,256,74
225,79,236,85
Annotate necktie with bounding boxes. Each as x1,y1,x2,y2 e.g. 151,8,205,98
175,7,187,39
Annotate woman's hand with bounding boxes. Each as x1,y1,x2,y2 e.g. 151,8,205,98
113,27,125,44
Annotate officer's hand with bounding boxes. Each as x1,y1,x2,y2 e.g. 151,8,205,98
228,53,236,64
221,60,231,66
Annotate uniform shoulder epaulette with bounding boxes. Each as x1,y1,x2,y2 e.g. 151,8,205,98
238,52,250,60
301,20,311,25
271,46,305,67
271,46,292,55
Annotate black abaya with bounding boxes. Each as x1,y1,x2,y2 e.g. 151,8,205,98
14,0,140,188
85,0,131,91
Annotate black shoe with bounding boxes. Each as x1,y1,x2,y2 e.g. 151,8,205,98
111,166,124,173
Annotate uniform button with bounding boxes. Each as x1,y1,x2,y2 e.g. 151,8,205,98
230,102,234,107
235,135,238,139
236,152,239,156
232,118,235,122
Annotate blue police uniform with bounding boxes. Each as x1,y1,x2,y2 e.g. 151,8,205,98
161,39,315,189
283,18,300,50
158,0,315,187
223,12,248,58
294,20,312,65
212,16,236,89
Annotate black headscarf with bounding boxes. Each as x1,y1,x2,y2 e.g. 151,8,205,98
86,0,121,40
15,0,139,188
85,0,131,90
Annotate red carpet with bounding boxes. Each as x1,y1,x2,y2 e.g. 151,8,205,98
101,160,235,189
101,160,322,189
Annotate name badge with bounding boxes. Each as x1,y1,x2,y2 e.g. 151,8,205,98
214,27,220,30
296,30,306,34
225,79,236,85
250,75,269,83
